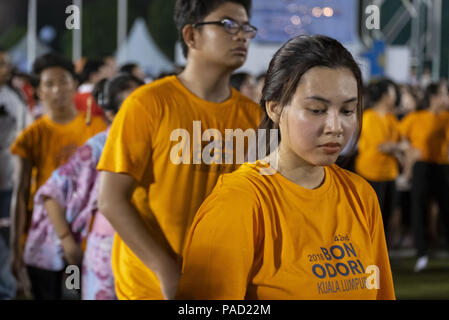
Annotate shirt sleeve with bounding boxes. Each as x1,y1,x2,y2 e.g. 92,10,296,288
176,175,263,300
97,93,161,184
365,183,396,300
10,124,35,161
359,113,383,151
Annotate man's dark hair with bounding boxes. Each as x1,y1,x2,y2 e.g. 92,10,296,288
119,63,139,75
79,59,106,84
174,0,252,58
32,53,76,84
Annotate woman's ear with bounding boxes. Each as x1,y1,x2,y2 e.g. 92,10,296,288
265,101,282,125
182,24,196,52
104,110,115,123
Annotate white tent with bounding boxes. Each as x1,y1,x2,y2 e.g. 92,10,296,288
8,35,51,72
116,18,174,77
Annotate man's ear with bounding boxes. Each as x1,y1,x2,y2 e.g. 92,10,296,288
265,101,283,125
182,24,196,52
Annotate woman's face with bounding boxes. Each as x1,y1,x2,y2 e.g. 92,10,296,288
401,91,416,113
386,85,397,109
277,66,359,167
437,84,449,110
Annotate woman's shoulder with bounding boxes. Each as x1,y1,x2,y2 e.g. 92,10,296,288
328,164,377,199
210,161,275,203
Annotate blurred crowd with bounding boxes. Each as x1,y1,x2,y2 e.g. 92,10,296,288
0,44,448,300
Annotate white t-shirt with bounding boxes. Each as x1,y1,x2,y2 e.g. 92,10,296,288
0,85,32,191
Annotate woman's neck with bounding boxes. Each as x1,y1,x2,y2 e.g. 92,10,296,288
264,147,325,190
177,59,233,103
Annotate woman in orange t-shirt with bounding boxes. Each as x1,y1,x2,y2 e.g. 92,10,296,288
399,82,449,272
176,35,395,300
355,79,402,242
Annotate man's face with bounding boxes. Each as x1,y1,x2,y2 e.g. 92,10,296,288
191,2,252,70
0,52,11,85
38,67,77,112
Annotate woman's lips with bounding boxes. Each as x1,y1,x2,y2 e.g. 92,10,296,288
319,143,342,154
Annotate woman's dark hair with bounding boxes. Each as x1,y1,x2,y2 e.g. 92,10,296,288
174,0,252,58
258,35,364,157
32,53,76,85
364,78,398,110
92,73,144,114
230,72,250,91
423,82,443,109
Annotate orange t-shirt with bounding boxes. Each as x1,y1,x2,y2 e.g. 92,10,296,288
399,110,449,164
177,161,396,300
10,112,107,206
355,109,400,181
97,75,262,299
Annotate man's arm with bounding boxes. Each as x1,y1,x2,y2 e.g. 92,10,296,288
97,171,180,300
9,156,31,277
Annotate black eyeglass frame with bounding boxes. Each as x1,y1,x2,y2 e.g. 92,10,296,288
192,18,258,38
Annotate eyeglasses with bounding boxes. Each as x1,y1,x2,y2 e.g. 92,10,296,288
193,18,258,39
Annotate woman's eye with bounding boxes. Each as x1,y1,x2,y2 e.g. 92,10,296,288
342,109,355,115
309,109,325,114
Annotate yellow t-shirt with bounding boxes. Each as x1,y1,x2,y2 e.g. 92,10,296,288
177,161,396,300
399,110,449,164
10,112,107,207
97,75,262,299
355,109,400,181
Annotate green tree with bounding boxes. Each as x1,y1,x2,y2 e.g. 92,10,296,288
146,0,177,61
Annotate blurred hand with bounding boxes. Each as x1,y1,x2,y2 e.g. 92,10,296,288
378,142,397,155
10,245,32,299
61,235,83,266
10,244,24,279
156,258,181,300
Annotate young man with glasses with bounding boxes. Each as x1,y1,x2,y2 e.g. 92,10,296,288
97,0,261,300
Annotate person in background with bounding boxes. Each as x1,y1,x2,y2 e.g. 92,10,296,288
230,72,258,102
9,53,107,299
22,73,144,300
97,0,261,300
119,63,146,82
176,35,395,300
253,72,266,103
0,48,32,300
399,81,449,272
74,59,110,118
394,84,420,249
355,79,403,245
